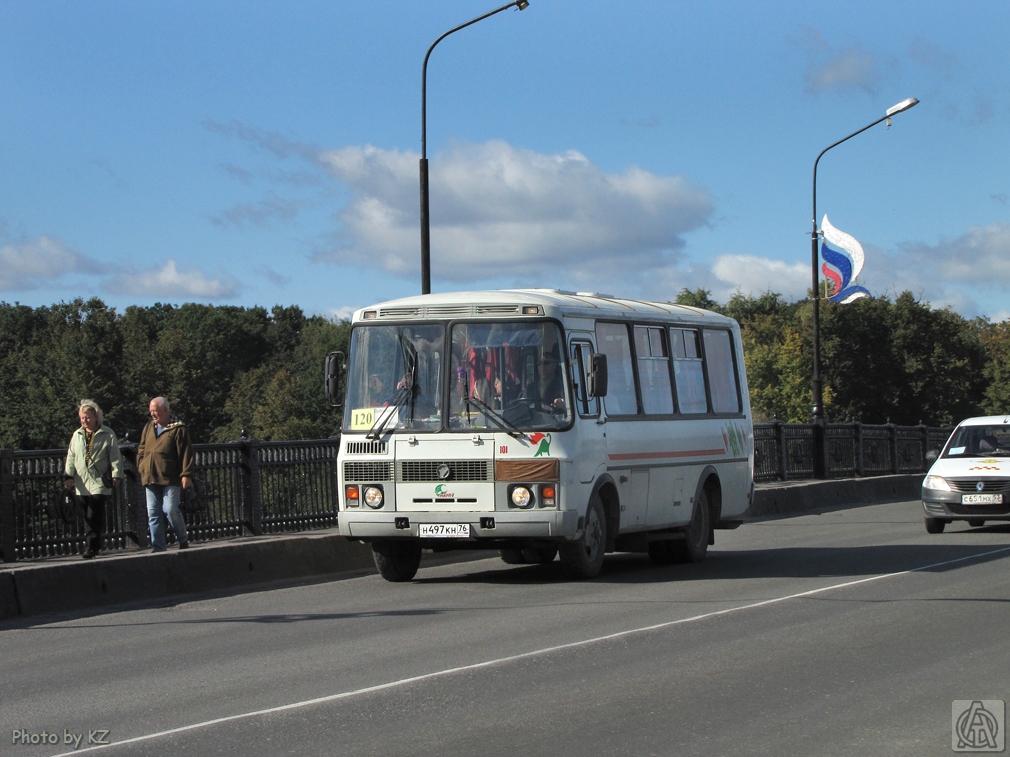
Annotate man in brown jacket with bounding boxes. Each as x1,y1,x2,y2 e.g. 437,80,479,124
137,396,194,552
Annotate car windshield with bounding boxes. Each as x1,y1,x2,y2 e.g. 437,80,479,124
943,425,1010,457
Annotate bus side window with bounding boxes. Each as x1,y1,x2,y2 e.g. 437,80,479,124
671,328,708,414
596,322,637,415
634,326,673,415
703,328,741,414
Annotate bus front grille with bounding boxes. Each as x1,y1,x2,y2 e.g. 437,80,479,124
398,460,492,482
343,461,395,482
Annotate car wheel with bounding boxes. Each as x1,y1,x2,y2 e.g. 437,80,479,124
560,494,606,578
372,541,422,582
924,515,946,534
670,488,711,563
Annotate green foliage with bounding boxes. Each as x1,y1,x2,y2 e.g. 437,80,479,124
0,289,998,450
693,289,988,426
0,299,348,450
675,288,723,312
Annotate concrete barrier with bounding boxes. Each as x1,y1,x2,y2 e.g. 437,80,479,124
748,473,922,517
0,475,924,621
0,531,374,621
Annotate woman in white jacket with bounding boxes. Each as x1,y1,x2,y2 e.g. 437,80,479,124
64,399,123,559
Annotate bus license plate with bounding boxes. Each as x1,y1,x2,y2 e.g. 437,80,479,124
961,493,1003,505
418,523,471,538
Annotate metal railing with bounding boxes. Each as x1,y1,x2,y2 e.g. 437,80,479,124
753,422,952,483
0,423,950,563
0,438,339,563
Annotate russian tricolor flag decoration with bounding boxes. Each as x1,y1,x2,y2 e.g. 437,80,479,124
820,215,870,304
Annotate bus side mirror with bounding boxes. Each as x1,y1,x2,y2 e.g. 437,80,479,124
325,351,344,408
588,353,608,398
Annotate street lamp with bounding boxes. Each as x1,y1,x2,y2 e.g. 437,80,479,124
810,97,918,429
419,0,530,295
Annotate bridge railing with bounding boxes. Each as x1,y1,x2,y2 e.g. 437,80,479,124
753,422,952,482
0,438,339,563
1,423,951,562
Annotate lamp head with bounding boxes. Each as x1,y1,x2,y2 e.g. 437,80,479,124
886,97,919,117
516,0,530,8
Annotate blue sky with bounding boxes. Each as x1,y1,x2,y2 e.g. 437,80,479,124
2,0,1008,321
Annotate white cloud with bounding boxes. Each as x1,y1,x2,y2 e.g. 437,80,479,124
328,305,356,322
711,254,811,301
792,26,880,96
874,223,1010,318
108,260,240,299
211,192,306,228
315,140,713,289
0,235,98,290
806,46,878,95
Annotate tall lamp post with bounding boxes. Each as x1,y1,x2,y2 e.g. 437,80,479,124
419,0,529,295
810,96,919,430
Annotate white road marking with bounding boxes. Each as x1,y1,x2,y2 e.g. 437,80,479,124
54,545,1010,754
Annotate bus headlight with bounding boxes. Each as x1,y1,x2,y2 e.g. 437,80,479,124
540,485,557,507
510,486,534,508
923,475,951,492
363,486,385,509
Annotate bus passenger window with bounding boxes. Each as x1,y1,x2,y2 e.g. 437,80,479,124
703,329,741,414
596,322,637,415
634,326,673,415
671,328,707,414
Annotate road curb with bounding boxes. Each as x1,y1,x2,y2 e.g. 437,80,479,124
0,531,374,620
1,475,924,620
749,474,921,518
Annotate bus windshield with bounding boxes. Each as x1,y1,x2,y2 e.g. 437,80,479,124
342,320,571,434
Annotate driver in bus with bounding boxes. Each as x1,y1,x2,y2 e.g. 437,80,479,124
525,345,566,413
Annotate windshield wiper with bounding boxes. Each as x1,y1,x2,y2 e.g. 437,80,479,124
463,393,524,439
398,333,419,421
366,385,410,440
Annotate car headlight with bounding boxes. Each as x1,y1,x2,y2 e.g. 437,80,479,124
923,475,952,492
363,486,384,509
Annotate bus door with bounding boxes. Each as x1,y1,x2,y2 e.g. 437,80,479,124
569,338,606,486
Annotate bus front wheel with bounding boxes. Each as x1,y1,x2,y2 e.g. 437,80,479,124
372,541,422,582
560,494,606,579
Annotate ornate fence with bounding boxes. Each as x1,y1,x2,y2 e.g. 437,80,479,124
753,422,952,482
0,438,339,563
0,423,951,563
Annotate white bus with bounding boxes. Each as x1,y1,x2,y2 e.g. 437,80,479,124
326,289,753,582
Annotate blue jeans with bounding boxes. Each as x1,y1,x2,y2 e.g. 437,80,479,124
145,485,188,551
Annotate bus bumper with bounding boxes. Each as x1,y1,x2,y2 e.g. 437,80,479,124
339,509,580,541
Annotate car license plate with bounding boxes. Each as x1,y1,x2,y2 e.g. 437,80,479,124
961,493,1003,505
418,523,471,538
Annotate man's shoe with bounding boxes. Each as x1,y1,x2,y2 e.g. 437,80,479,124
81,550,96,559
178,541,190,550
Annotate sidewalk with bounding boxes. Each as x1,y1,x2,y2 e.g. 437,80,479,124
0,474,922,621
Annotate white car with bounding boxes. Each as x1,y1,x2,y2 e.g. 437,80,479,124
921,415,1010,533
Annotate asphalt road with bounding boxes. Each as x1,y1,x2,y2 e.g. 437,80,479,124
2,498,1009,757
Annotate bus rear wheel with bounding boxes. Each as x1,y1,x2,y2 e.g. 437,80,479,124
372,541,422,582
670,489,711,564
560,494,606,579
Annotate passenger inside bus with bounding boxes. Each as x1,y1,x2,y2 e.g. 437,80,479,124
366,374,385,407
524,345,566,413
